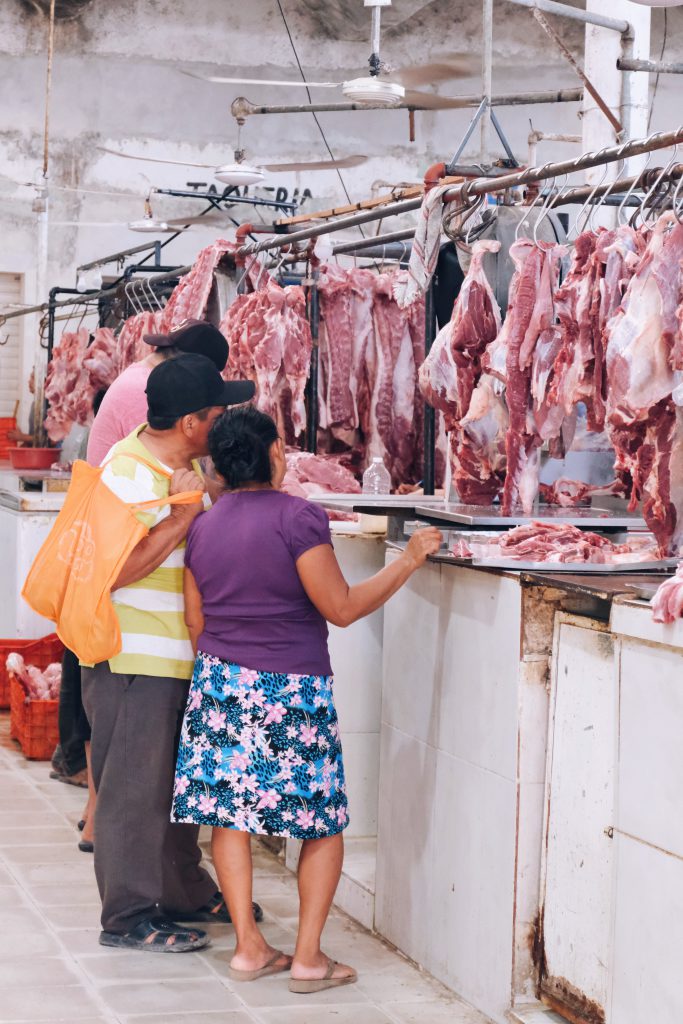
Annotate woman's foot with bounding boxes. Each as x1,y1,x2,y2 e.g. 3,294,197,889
230,942,291,974
289,954,357,993
228,947,292,981
290,952,356,983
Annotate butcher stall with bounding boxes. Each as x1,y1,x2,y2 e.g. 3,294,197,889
4,121,683,1024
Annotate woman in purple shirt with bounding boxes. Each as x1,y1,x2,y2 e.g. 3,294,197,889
172,406,441,993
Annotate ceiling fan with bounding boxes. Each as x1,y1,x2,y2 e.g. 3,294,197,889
99,144,368,187
184,0,472,111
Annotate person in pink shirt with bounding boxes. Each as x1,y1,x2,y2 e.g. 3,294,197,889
86,320,229,467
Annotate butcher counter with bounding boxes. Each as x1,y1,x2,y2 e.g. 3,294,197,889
314,519,683,1024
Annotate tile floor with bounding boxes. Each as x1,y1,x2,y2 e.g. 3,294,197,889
0,713,492,1024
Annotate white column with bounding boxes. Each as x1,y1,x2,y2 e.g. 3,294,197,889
581,1,650,231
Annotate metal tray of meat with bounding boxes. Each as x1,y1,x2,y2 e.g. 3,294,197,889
437,554,678,573
413,502,646,530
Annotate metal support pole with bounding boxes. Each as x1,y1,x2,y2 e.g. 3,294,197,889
481,0,493,161
500,0,630,35
306,275,320,454
423,282,437,495
618,57,683,75
231,88,583,118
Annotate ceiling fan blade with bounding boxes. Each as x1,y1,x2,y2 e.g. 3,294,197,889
262,155,368,172
391,58,474,89
181,71,341,88
402,89,468,110
98,146,215,169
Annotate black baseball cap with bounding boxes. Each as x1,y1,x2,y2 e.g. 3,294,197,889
146,353,255,421
143,319,228,372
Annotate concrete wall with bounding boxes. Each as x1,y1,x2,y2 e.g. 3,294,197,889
1,0,681,412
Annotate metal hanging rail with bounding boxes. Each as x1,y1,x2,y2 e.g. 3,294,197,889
618,58,683,76
235,127,683,262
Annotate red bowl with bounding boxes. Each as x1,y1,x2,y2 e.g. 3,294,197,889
8,447,60,470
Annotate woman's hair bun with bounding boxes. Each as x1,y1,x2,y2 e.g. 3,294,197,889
209,406,279,489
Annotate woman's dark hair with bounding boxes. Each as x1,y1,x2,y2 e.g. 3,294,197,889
209,406,279,489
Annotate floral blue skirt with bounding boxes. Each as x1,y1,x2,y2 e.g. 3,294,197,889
171,652,349,840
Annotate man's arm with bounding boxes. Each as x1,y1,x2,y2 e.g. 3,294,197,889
112,468,204,590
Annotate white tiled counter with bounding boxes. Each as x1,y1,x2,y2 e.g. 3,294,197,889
376,556,553,1024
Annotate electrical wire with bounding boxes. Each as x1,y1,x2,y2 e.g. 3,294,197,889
274,0,366,239
648,9,669,133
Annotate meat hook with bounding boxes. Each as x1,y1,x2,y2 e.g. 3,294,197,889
635,145,680,230
514,163,554,241
672,173,683,226
532,173,567,245
617,149,654,226
569,163,608,241
586,156,627,234
124,279,143,316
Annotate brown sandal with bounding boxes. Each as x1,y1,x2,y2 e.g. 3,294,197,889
228,950,292,982
289,957,357,994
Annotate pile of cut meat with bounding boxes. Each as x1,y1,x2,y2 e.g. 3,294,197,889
452,521,658,566
6,653,61,700
282,450,360,523
221,275,313,441
317,264,427,485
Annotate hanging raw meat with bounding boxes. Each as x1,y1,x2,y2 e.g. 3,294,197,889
117,310,164,372
220,277,313,441
604,213,683,554
418,239,502,501
160,239,235,330
82,327,119,389
44,328,93,442
491,239,566,514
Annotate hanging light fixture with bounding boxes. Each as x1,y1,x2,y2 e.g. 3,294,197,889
128,197,178,233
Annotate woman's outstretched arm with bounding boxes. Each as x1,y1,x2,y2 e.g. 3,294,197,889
296,528,442,628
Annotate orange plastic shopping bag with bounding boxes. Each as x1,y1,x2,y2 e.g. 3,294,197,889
21,458,202,665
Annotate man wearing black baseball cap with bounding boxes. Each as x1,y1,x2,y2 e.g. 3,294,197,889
81,354,259,954
87,320,231,467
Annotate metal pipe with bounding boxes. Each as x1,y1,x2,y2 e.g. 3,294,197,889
500,0,630,35
306,276,320,454
152,187,295,213
618,57,683,75
449,126,683,203
423,282,437,495
0,263,194,324
481,0,493,160
531,6,623,134
230,88,583,118
238,197,425,258
333,228,415,255
77,240,162,273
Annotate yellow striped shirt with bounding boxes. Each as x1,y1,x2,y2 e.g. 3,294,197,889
100,425,207,680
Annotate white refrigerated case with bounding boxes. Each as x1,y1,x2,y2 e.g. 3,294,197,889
0,489,64,638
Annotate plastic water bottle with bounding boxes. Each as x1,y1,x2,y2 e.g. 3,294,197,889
362,456,391,495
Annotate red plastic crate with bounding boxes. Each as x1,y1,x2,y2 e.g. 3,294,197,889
0,634,64,709
9,674,60,760
0,416,16,461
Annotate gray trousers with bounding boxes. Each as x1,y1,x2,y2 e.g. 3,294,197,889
81,663,217,934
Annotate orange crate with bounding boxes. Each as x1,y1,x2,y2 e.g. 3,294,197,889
0,416,17,461
9,674,60,760
0,634,63,709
